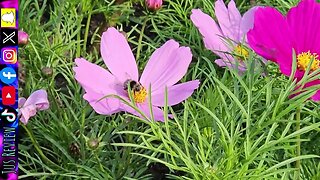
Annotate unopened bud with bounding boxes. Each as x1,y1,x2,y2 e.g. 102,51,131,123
18,30,29,45
146,0,163,11
42,67,53,76
88,138,100,150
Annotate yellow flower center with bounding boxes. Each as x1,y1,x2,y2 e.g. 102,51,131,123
132,87,147,103
234,44,249,61
297,51,320,71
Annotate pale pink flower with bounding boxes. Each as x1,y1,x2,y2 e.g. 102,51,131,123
191,0,260,71
74,27,199,121
18,89,49,125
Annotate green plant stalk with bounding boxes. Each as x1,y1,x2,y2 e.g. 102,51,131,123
135,17,148,61
83,12,92,53
295,106,301,180
22,125,60,170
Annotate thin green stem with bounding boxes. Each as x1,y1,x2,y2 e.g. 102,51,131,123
295,106,301,180
83,12,92,53
22,125,61,170
135,18,148,61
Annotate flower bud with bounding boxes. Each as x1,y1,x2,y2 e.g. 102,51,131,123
87,138,100,150
18,30,29,45
146,0,162,11
42,67,53,77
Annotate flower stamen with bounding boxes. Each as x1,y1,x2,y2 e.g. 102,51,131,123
297,51,320,71
234,44,249,61
133,87,147,103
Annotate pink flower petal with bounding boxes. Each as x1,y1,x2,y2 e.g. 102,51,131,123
215,0,242,41
74,58,129,114
305,79,320,101
19,90,49,124
121,103,166,122
140,40,193,92
20,104,37,125
22,89,49,110
18,97,26,108
136,104,166,122
139,40,179,90
287,0,320,54
139,104,166,122
74,58,118,94
239,6,260,41
191,9,228,58
83,91,122,115
247,7,293,75
100,27,139,82
151,80,200,106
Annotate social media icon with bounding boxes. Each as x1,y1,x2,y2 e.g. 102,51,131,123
1,8,16,28
1,29,17,46
0,67,16,84
1,48,17,64
2,86,15,105
0,106,17,123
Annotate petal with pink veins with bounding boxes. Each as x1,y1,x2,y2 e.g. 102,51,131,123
140,42,193,92
190,9,229,59
100,27,138,82
83,91,122,115
138,104,166,122
122,103,167,122
247,7,292,64
215,0,242,41
19,89,49,124
22,89,49,110
239,6,260,42
74,58,117,94
287,0,320,54
151,80,200,107
139,40,180,90
20,105,37,125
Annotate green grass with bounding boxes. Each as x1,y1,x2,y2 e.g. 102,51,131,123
18,0,320,179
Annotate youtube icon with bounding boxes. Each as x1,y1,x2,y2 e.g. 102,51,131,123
2,86,16,105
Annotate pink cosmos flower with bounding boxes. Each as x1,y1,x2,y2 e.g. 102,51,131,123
248,0,320,101
191,0,260,71
146,0,163,10
18,89,50,124
74,27,199,121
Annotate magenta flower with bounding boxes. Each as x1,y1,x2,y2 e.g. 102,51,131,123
146,0,163,10
18,89,50,124
74,27,199,121
191,0,260,71
18,30,29,45
248,0,320,101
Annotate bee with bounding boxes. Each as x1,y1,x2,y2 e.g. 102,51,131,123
123,79,142,92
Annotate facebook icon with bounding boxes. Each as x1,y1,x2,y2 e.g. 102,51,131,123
0,67,17,84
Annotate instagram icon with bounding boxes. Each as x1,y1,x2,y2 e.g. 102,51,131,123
1,47,17,64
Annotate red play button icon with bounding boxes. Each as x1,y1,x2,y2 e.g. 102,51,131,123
2,86,15,105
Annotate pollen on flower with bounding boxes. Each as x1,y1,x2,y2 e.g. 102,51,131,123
297,51,320,71
234,44,249,61
133,87,147,103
